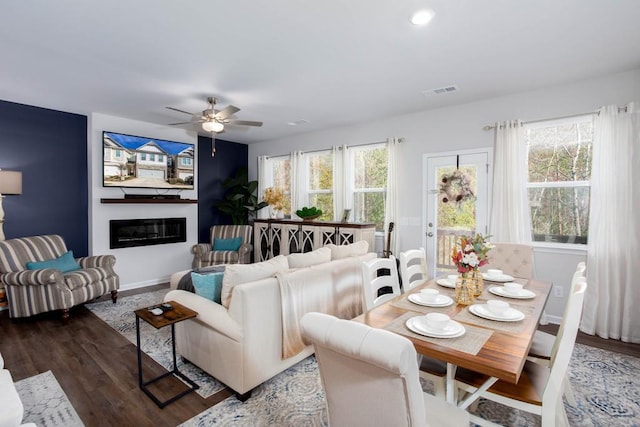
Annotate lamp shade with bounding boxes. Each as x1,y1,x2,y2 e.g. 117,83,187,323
202,121,224,133
0,170,22,195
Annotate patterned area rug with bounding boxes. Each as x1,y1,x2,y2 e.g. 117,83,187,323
181,343,640,427
85,289,225,398
15,370,84,427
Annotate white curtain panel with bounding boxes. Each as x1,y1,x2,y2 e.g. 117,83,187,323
581,102,640,342
257,155,271,219
341,144,354,213
489,120,532,243
332,145,343,220
290,151,307,219
384,138,400,255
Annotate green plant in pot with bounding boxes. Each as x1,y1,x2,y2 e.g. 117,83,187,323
213,167,268,225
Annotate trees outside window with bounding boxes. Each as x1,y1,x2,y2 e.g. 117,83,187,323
272,156,292,215
307,151,333,221
525,117,593,244
351,145,388,232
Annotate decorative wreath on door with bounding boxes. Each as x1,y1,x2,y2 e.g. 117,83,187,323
439,169,475,205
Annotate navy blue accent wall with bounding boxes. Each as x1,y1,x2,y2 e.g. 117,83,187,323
0,100,88,256
197,136,248,243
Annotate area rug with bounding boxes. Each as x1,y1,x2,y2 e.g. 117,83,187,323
180,343,640,427
85,289,225,398
15,370,84,427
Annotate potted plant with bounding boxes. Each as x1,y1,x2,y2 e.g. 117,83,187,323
213,167,268,225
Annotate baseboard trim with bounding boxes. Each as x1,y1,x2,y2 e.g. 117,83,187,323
545,314,562,325
120,277,170,292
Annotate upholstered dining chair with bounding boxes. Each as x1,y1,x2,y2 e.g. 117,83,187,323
399,247,428,292
361,255,447,398
0,234,119,322
191,225,253,268
455,278,587,427
481,242,534,279
300,312,469,427
527,261,586,405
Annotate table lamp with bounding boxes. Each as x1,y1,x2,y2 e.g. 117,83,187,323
0,170,22,240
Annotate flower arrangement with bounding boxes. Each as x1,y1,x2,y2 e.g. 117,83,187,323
439,169,475,205
263,187,284,211
451,233,493,273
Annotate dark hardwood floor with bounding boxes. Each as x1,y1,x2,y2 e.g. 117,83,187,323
1,285,638,426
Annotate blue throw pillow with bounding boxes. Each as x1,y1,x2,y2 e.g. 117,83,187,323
213,237,243,251
26,250,81,273
191,272,224,304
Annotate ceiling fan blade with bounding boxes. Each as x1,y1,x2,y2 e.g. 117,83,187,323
166,106,196,116
216,105,240,120
228,119,263,127
168,121,196,126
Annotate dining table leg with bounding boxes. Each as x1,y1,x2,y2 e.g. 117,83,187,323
446,363,457,404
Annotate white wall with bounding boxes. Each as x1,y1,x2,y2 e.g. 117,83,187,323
89,113,198,290
248,68,640,320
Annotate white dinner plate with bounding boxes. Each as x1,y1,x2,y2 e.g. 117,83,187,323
482,273,515,282
469,304,525,322
436,278,456,288
406,316,466,338
408,293,453,307
488,286,536,300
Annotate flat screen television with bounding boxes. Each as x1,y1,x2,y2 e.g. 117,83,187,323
103,131,195,190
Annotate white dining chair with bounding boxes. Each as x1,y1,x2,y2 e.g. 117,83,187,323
361,256,401,311
455,278,587,427
399,247,428,292
361,255,447,398
300,312,469,427
527,261,586,405
481,242,534,279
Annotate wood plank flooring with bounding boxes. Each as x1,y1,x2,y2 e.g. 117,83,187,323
0,284,638,426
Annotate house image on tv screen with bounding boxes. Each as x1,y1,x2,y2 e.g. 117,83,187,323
103,131,194,189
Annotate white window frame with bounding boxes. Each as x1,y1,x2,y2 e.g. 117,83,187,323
304,150,333,211
348,143,388,232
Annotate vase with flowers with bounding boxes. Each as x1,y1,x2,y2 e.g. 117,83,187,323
263,187,285,218
451,233,493,303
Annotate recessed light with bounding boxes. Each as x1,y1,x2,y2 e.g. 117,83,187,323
410,9,435,26
287,119,310,126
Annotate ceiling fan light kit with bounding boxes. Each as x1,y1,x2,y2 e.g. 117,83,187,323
167,96,263,157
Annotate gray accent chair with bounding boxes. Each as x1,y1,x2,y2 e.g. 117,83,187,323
0,234,119,322
191,225,253,268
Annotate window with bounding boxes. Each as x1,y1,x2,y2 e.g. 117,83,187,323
158,154,164,163
306,151,333,221
272,156,292,215
351,145,388,231
115,149,122,158
180,157,193,167
525,116,593,244
149,154,155,161
140,153,146,161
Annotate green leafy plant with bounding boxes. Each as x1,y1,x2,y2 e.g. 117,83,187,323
213,167,268,225
296,206,323,218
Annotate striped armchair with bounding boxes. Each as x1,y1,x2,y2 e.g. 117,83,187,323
191,225,253,268
0,235,119,321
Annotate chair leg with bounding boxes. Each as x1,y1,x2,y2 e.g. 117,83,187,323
61,309,70,324
563,374,577,407
111,290,118,303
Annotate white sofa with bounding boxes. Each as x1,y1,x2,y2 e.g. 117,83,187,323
164,242,376,400
0,353,37,427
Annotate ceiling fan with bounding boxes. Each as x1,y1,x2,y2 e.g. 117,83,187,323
167,97,263,156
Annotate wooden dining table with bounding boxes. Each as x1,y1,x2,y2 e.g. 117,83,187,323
354,276,552,406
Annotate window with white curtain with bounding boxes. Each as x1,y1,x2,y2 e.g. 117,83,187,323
271,155,292,215
349,144,388,232
525,116,593,244
305,151,333,221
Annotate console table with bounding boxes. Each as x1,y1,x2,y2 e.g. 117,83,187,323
253,218,376,262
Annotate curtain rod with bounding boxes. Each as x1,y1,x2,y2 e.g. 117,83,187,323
482,106,629,131
263,138,404,159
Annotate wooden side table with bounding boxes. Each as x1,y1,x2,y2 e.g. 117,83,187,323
134,300,199,408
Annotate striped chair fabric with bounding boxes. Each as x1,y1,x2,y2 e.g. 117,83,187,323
0,235,119,319
191,225,253,268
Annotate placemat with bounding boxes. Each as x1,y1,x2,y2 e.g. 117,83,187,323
384,312,492,355
453,303,534,334
476,284,543,310
391,295,453,314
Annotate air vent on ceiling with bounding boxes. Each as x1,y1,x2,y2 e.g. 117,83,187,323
422,85,459,96
287,119,310,126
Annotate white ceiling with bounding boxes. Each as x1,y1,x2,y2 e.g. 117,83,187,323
1,0,640,144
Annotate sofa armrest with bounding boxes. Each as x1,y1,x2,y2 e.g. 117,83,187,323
238,243,253,264
1,269,61,287
76,255,116,269
164,290,243,342
191,243,211,256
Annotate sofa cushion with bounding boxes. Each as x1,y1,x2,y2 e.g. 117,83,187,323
0,369,25,427
191,272,224,303
287,247,331,269
63,267,110,290
25,250,81,273
213,237,243,251
221,255,289,308
326,241,369,260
